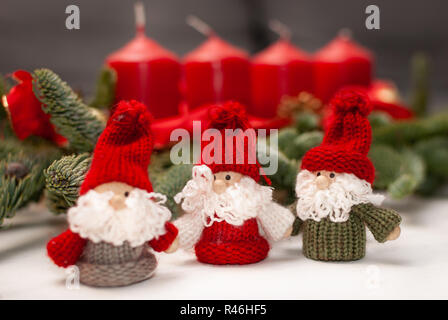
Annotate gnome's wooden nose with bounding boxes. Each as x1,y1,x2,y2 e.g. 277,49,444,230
109,195,126,210
213,179,227,194
315,175,330,190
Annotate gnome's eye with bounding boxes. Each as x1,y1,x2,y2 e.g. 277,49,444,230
316,172,321,177
214,175,216,180
124,192,130,197
330,173,335,178
225,174,231,181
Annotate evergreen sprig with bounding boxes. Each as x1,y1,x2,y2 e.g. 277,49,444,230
89,67,117,109
44,153,91,214
32,68,106,152
372,112,448,146
411,53,429,117
369,144,403,189
387,148,425,199
152,164,193,219
257,141,298,205
414,136,448,195
0,150,59,225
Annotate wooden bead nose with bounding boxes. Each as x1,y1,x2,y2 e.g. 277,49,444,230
315,175,330,190
213,180,227,194
109,195,126,210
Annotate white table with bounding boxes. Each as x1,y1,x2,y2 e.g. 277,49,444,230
1,196,448,300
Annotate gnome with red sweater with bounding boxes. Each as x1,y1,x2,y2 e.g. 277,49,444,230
295,89,401,261
47,100,178,287
174,102,294,265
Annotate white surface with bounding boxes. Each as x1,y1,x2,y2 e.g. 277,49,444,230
1,196,448,300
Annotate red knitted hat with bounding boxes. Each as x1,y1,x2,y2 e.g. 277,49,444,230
201,101,265,183
301,89,375,184
79,100,154,195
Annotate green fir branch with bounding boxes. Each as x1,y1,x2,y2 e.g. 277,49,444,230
44,153,91,214
257,142,298,205
277,128,299,156
414,136,448,196
372,112,448,146
32,68,106,152
294,111,320,133
290,131,323,160
369,144,426,199
148,150,175,177
369,112,392,129
277,128,323,160
0,150,59,225
89,67,117,109
152,164,193,219
410,53,429,117
387,148,425,199
414,136,448,180
369,144,403,189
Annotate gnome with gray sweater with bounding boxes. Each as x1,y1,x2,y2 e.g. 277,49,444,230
47,100,178,287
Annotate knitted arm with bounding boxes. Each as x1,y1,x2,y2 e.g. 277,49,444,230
257,202,295,241
291,216,304,236
148,222,178,252
352,203,402,243
291,201,303,236
47,229,87,268
173,213,204,249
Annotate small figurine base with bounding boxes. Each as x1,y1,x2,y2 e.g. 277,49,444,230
77,241,157,287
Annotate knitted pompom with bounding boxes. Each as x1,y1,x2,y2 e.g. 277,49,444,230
330,88,372,117
109,100,153,129
208,101,250,130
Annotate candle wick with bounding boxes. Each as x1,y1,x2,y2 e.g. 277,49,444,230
338,28,353,39
134,1,146,35
186,15,215,37
269,19,291,41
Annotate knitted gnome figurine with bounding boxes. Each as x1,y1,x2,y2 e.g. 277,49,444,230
174,102,294,265
295,89,401,261
47,100,178,287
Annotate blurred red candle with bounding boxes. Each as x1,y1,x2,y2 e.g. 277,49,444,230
250,21,313,118
183,16,251,109
106,3,181,118
313,30,373,103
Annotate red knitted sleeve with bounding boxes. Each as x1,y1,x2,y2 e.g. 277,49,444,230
47,229,87,268
148,222,178,252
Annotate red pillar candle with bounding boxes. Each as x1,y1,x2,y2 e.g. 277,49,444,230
250,20,313,118
313,30,373,103
106,2,181,118
183,16,251,109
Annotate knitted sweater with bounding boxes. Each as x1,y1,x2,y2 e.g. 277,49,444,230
174,202,294,264
77,241,158,287
175,202,294,249
297,203,401,261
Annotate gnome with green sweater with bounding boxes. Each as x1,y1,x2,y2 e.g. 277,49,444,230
294,89,401,261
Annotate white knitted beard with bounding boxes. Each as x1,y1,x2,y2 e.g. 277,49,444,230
295,170,384,223
68,189,172,247
174,165,273,227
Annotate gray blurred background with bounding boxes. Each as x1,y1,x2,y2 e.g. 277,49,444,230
1,0,447,109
